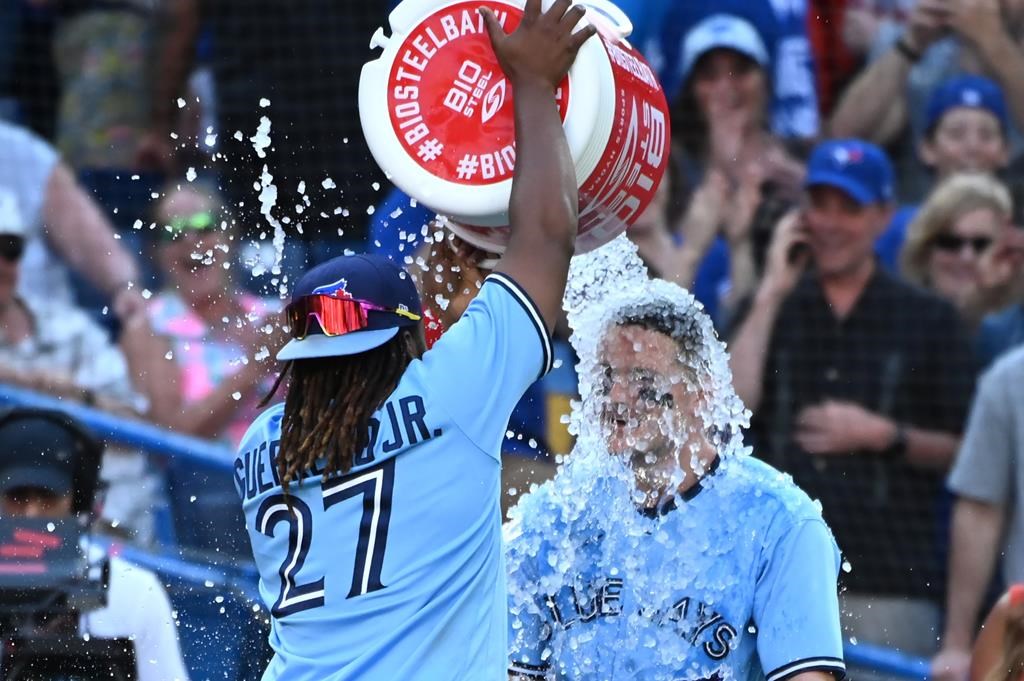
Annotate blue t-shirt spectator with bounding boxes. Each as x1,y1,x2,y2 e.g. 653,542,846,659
875,204,919,271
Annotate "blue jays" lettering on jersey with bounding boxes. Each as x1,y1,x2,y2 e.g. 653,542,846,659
506,455,845,681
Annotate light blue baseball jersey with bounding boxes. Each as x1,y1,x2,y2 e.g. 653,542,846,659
235,273,553,681
506,455,845,681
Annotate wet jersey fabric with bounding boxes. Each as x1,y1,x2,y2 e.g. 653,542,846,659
237,273,553,680
507,455,846,681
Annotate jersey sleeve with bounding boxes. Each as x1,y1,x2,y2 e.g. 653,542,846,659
754,518,846,681
420,273,553,456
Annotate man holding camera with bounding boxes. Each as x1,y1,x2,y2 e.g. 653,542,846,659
0,408,190,681
727,139,976,655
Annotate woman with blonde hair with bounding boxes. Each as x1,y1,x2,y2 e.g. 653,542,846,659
901,173,1024,327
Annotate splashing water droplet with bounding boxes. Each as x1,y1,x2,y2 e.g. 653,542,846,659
186,167,197,182
250,116,272,159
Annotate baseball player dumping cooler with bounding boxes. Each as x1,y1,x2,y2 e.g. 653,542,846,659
235,0,597,678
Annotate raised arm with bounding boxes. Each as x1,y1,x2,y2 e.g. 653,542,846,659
481,0,596,332
728,210,807,411
41,162,146,326
828,0,947,142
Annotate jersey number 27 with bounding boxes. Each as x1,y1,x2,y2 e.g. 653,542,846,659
255,459,396,617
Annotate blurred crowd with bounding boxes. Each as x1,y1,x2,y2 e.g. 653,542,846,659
3,0,1024,676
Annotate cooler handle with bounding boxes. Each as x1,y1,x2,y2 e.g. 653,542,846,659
578,0,633,40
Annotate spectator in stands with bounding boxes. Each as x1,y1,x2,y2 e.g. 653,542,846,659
650,16,805,326
932,347,1024,680
50,0,153,175
830,0,1024,198
0,197,162,543
145,183,286,558
654,0,820,143
0,408,190,681
901,173,1024,328
672,15,805,199
48,0,165,304
139,0,388,254
875,75,1012,266
728,139,976,655
0,119,147,322
146,183,284,446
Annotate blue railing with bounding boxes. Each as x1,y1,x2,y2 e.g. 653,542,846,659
0,383,233,472
0,383,932,679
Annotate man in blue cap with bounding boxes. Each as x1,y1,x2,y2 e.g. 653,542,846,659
234,1,597,679
728,138,977,655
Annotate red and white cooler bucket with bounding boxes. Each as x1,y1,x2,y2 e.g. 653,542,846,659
358,0,671,254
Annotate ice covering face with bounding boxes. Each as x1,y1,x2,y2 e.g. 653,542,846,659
562,235,750,503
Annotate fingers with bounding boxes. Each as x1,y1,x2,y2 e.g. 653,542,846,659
522,0,542,21
560,3,586,27
568,22,598,51
546,0,573,24
478,7,506,44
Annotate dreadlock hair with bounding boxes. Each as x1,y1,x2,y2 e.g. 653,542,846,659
261,327,424,493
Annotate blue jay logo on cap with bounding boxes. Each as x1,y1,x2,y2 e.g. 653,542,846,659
312,277,351,298
832,145,864,166
961,89,981,106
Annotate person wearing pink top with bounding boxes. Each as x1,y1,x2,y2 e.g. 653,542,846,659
146,184,286,447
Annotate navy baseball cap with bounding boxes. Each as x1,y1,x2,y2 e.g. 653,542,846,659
277,254,423,361
680,14,769,85
804,139,894,205
925,75,1009,134
0,416,78,498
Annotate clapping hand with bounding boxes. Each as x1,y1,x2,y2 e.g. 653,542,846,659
796,400,895,455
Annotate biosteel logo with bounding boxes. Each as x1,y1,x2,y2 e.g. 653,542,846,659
387,1,570,186
480,78,507,124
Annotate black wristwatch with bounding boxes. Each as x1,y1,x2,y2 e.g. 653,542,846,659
887,422,908,458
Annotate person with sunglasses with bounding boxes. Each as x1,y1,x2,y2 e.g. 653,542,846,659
901,173,1024,331
0,119,148,327
0,187,161,544
234,2,596,679
146,183,286,447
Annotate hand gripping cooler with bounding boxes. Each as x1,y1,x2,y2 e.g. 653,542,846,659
358,0,671,254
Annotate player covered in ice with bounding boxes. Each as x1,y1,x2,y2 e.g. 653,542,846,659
506,238,846,681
